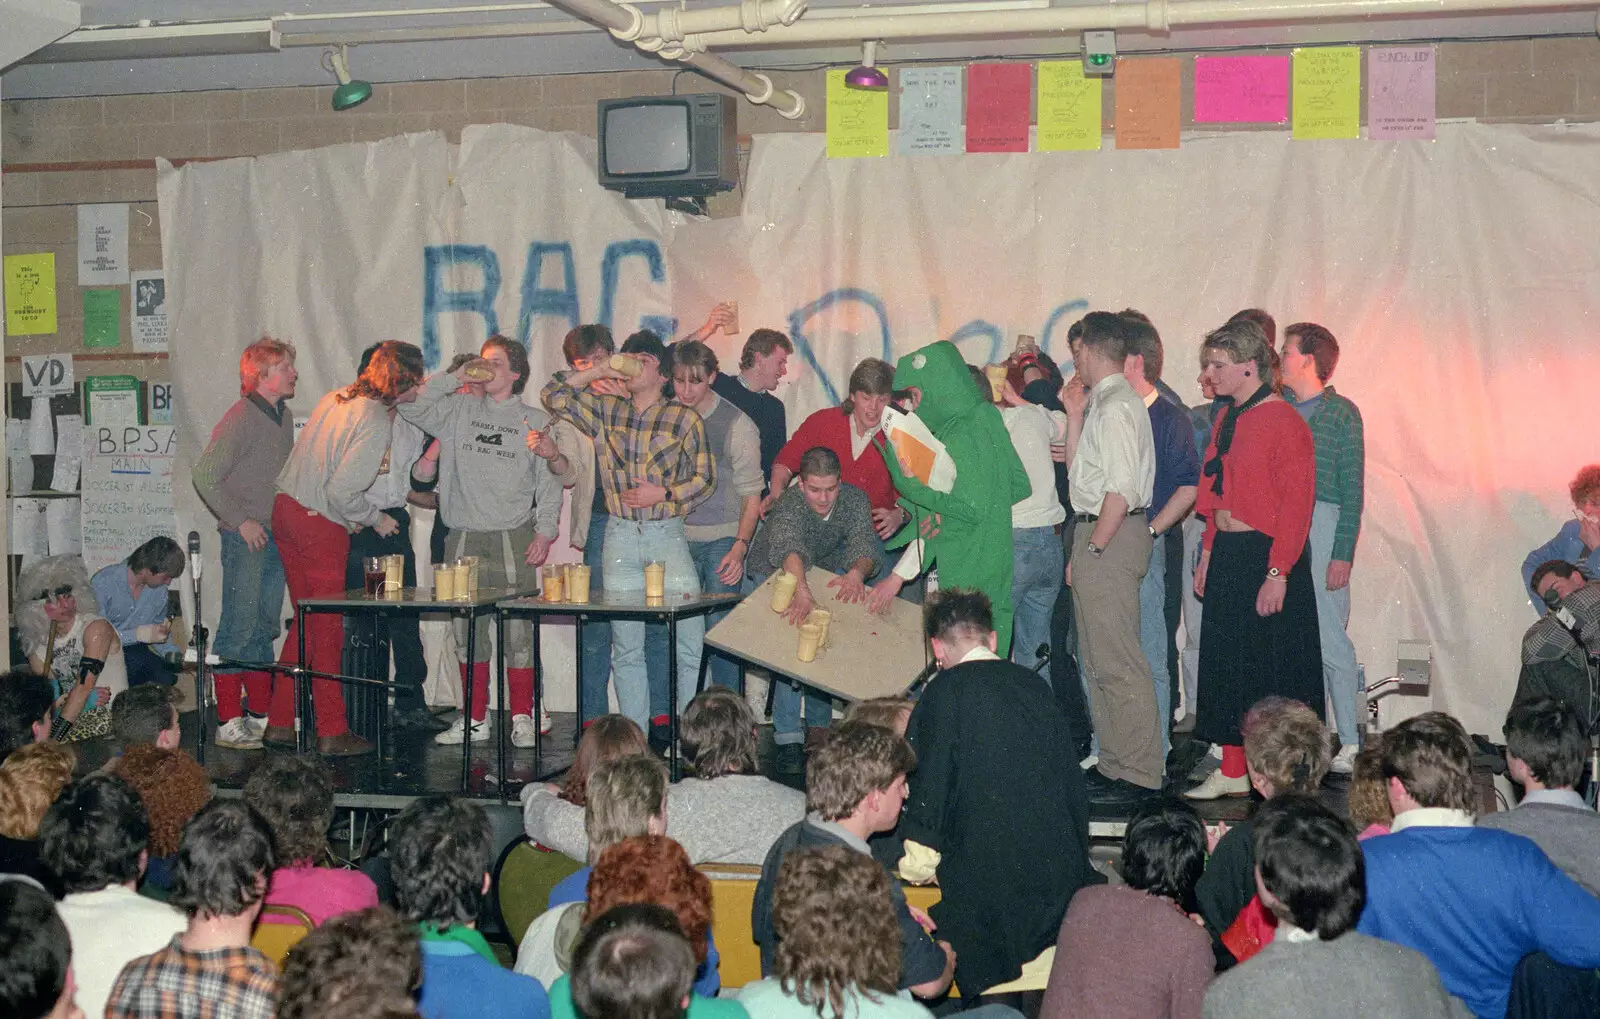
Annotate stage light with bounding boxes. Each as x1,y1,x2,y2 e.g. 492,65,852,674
1081,30,1115,77
323,45,373,111
844,41,889,90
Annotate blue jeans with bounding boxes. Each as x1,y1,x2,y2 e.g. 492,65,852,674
604,516,703,729
744,568,832,744
1010,525,1063,687
1179,516,1205,719
1139,531,1172,762
1309,501,1366,745
214,528,286,668
582,511,668,723
689,536,742,692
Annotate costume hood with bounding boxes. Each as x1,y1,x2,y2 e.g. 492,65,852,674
893,341,983,435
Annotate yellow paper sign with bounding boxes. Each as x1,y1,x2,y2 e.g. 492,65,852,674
1293,47,1362,140
1037,62,1103,152
826,69,889,159
5,253,59,336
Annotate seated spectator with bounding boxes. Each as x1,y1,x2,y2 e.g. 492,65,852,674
568,904,711,1019
0,742,74,890
1477,696,1600,896
15,557,127,742
1346,741,1393,840
1520,465,1600,613
546,754,669,909
1195,697,1332,967
0,669,55,762
0,877,85,1019
901,588,1097,995
278,905,423,1019
110,684,182,750
754,723,954,1001
522,714,649,861
40,775,187,1019
1203,794,1469,1019
1515,561,1600,734
244,755,378,926
390,795,550,1019
740,844,932,1019
90,536,186,689
106,743,211,895
1043,799,1212,1019
1357,712,1600,1019
547,841,741,1019
843,697,913,736
105,799,279,1019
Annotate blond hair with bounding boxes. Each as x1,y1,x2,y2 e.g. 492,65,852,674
1242,697,1332,795
0,742,76,839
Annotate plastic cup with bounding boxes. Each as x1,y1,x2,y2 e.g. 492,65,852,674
461,360,495,382
383,554,404,593
770,572,798,613
644,561,666,599
609,353,643,378
807,608,832,649
452,563,471,600
363,557,385,597
796,623,823,663
457,556,480,596
985,364,1008,402
543,568,565,602
568,565,592,603
725,300,740,336
433,565,456,601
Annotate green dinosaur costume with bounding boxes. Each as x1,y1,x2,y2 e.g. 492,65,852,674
881,341,1030,655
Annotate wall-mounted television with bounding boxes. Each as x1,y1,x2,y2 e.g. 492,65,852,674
597,93,738,199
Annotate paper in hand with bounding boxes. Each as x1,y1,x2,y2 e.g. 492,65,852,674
880,406,956,494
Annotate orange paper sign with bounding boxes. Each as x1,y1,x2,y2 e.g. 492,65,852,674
1114,58,1181,150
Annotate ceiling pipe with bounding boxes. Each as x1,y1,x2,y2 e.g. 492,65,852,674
611,0,808,47
542,0,806,117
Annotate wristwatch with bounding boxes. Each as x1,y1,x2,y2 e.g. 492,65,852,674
1266,567,1286,582
1087,542,1104,558
1148,525,1158,538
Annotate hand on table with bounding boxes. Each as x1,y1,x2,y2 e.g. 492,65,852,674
867,574,904,614
783,583,815,626
829,571,868,604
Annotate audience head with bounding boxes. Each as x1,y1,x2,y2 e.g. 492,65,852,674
564,324,617,369
239,336,298,399
1282,322,1339,384
0,670,55,763
1226,307,1277,349
806,722,915,831
127,535,185,583
1201,317,1274,399
349,340,425,406
40,774,149,894
15,556,97,659
0,743,74,840
391,796,491,929
621,330,674,398
1118,309,1164,386
681,687,759,780
772,844,900,1016
738,329,793,392
111,685,180,749
841,358,895,431
169,799,275,921
1381,711,1477,816
111,744,212,860
277,906,422,1019
670,340,718,412
0,878,81,1019
585,755,669,864
842,698,914,737
571,904,695,1019
1252,794,1364,940
1120,798,1208,915
1503,696,1586,792
243,754,334,866
967,364,994,405
480,334,532,397
797,447,843,517
1074,311,1132,383
1570,464,1600,517
1345,741,1394,834
588,835,711,965
1241,697,1333,797
1065,317,1085,364
1530,559,1585,604
923,588,998,668
562,715,649,807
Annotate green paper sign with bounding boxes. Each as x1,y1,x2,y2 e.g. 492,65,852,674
83,288,121,348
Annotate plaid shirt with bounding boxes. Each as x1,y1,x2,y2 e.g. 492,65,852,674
541,376,715,521
1302,385,1365,562
106,936,278,1019
1522,581,1600,666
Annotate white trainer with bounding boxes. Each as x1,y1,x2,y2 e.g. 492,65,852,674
243,714,268,738
1184,769,1251,800
1329,743,1358,776
435,716,490,745
539,705,552,735
215,717,264,750
512,714,539,748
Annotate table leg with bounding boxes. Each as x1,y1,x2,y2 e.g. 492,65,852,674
462,609,476,792
695,643,711,698
296,605,310,756
495,607,508,806
571,613,585,731
668,614,680,781
531,612,543,780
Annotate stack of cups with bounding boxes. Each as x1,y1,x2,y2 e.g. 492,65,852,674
806,609,832,651
770,573,798,613
568,564,592,603
383,554,404,598
796,623,823,663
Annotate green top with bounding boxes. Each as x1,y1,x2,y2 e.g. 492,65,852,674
1302,385,1365,562
550,976,749,1019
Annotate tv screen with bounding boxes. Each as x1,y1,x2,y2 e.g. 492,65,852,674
604,103,691,176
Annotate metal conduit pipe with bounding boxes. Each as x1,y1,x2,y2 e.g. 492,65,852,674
614,0,809,46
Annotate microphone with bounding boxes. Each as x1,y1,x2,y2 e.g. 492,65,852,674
1542,587,1592,653
905,657,941,699
187,530,202,585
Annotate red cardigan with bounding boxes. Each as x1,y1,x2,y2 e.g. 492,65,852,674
773,407,898,511
1196,400,1315,576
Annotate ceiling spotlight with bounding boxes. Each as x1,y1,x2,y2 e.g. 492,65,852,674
844,41,889,90
323,44,373,111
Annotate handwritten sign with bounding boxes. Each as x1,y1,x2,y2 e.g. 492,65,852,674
1194,56,1289,123
1293,47,1362,140
966,63,1032,153
826,69,889,159
1369,46,1436,140
1115,58,1181,150
21,353,74,397
1037,62,1103,152
898,66,963,156
81,425,179,574
5,253,58,336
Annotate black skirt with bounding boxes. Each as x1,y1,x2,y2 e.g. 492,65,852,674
1194,529,1324,746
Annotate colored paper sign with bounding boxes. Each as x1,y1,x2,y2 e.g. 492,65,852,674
1293,47,1362,140
1194,56,1289,123
1115,58,1181,150
1037,62,1103,152
85,375,142,427
5,253,58,336
898,66,963,156
78,203,129,286
966,63,1032,153
826,69,889,159
1369,46,1437,140
83,289,121,348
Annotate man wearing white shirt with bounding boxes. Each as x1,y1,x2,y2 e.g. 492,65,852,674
1064,312,1160,805
994,381,1068,687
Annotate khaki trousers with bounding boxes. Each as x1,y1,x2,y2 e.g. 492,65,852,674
1071,519,1163,789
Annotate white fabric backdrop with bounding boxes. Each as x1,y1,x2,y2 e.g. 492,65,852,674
159,121,1600,733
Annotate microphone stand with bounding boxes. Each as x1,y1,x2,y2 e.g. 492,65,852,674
191,557,211,766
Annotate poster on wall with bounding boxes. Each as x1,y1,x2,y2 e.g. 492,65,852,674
21,353,74,397
84,375,142,427
81,424,177,575
78,203,130,286
131,270,168,351
4,253,58,336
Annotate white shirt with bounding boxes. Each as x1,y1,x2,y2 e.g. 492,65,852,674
850,415,883,462
1001,403,1067,529
56,884,188,1019
362,414,426,513
1068,373,1155,516
1519,788,1590,810
1389,807,1476,833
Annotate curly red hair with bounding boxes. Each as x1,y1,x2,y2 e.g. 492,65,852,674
111,744,212,858
587,836,711,966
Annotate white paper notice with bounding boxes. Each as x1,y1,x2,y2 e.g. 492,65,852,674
46,498,82,554
898,66,964,156
27,399,55,456
87,386,140,429
50,456,79,492
78,203,130,286
54,417,82,458
131,270,168,351
22,353,74,397
6,420,31,494
10,498,47,555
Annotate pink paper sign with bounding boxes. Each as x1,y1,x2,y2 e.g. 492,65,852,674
1369,46,1437,140
1193,56,1289,124
966,62,1032,153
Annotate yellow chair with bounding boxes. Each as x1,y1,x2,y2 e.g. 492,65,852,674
494,835,586,948
252,904,314,965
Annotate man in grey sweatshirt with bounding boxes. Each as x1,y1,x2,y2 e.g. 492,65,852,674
400,335,567,748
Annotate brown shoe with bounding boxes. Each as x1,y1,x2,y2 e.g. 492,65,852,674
262,726,297,747
317,732,375,757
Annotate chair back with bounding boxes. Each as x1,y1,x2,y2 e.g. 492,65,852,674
252,904,314,965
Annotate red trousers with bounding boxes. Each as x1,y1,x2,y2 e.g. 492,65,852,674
461,663,535,722
215,671,272,722
269,494,350,737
